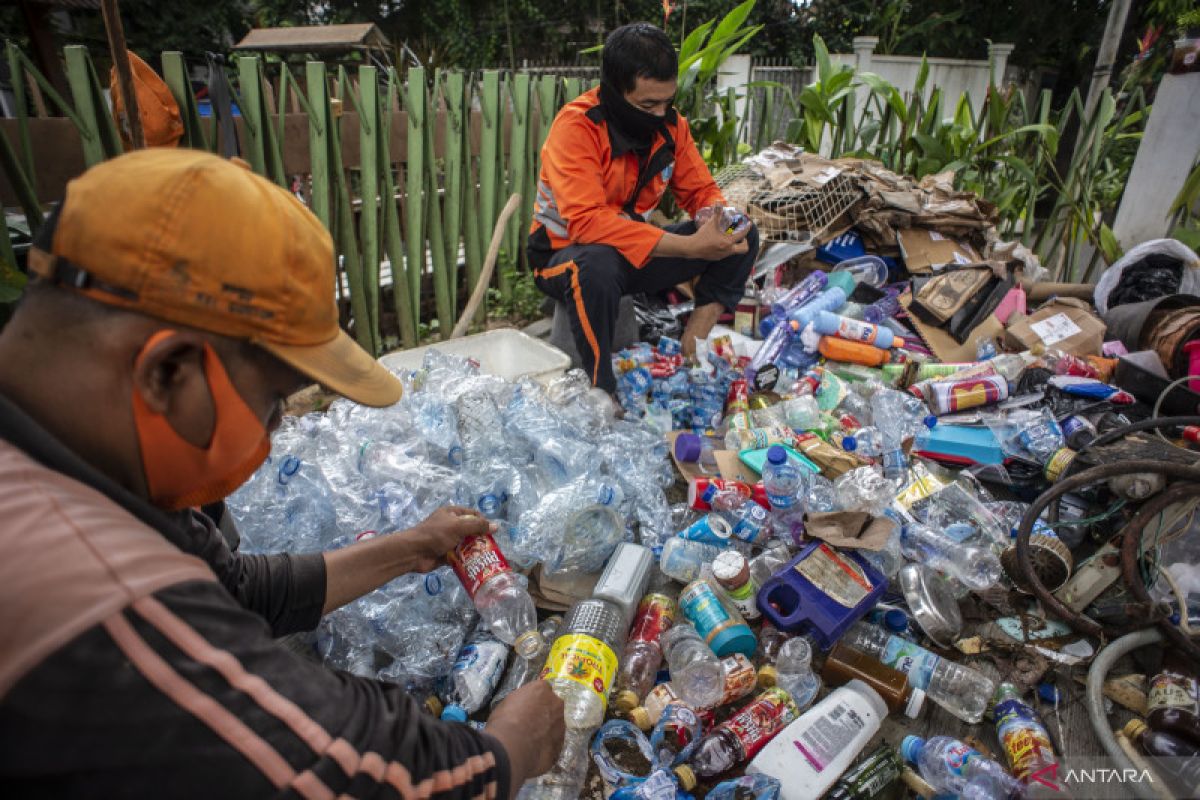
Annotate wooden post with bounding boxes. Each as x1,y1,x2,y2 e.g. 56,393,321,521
100,0,143,149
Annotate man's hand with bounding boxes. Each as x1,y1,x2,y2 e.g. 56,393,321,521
408,506,493,573
688,210,751,261
486,681,565,793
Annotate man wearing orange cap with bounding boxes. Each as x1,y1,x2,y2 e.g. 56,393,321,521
0,149,563,797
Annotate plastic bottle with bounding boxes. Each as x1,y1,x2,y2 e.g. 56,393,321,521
491,615,563,709
518,724,597,800
679,578,758,658
748,541,792,588
842,426,883,458
716,654,760,707
650,702,705,768
678,513,734,546
821,642,925,718
826,744,904,800
704,483,770,545
448,533,543,658
841,621,995,723
590,718,657,788
755,622,794,688
901,734,1023,799
541,598,625,729
712,550,761,620
440,629,510,721
899,523,1003,591
770,270,829,317
660,537,725,584
762,445,807,518
862,294,902,324
675,688,800,787
745,680,887,800
724,426,795,452
772,637,822,711
659,623,725,710
813,311,896,349
593,543,654,633
614,593,679,714
831,255,888,288
746,320,800,385
788,277,854,329
818,337,897,368
631,682,683,731
707,775,782,800
993,683,1060,787
1124,719,1200,797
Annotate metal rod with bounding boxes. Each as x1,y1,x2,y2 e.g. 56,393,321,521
100,0,144,149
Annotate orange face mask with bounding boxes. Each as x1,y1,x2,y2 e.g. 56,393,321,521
132,331,271,510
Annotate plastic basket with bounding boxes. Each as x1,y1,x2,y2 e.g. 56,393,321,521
378,328,572,385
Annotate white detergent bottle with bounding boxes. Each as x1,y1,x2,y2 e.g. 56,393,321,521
746,679,887,800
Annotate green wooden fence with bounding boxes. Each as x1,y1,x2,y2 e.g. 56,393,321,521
0,43,600,354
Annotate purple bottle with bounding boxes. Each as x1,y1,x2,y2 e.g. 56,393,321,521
769,271,828,318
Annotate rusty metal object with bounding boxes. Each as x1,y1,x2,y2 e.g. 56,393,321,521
1001,532,1073,593
1014,460,1200,637
1119,483,1200,665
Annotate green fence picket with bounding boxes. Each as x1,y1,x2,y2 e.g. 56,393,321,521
63,45,120,166
441,71,466,317
380,68,417,348
506,73,531,272
6,42,36,188
162,51,209,151
423,78,453,340
237,57,267,175
304,62,332,230
404,66,427,327
358,65,382,350
478,70,501,312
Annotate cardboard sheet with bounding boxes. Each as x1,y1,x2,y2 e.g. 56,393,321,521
897,228,982,274
1005,298,1105,356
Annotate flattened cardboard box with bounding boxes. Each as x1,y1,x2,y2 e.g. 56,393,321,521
899,291,1006,363
897,227,981,274
1005,298,1106,357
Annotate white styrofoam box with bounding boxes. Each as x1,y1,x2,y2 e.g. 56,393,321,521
379,327,572,385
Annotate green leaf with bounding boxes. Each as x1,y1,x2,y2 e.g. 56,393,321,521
813,33,833,87
912,131,947,161
798,86,834,125
914,54,930,96
0,255,27,304
710,0,756,49
678,21,715,67
1098,223,1122,265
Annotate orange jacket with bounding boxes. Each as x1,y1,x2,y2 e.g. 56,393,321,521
531,87,726,268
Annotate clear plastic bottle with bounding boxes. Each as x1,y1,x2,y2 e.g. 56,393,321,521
831,255,888,288
440,629,510,721
704,483,770,545
773,637,822,711
901,734,1022,799
650,702,705,768
674,688,800,787
541,598,626,730
613,593,678,714
762,445,808,521
755,622,794,688
517,724,597,800
659,536,725,584
862,293,901,324
491,616,562,710
749,541,793,588
707,775,782,800
659,623,725,710
899,523,1003,591
842,622,995,723
448,533,543,657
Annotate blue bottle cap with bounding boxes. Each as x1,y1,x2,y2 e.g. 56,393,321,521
842,435,858,452
710,623,758,659
766,445,788,465
900,735,925,764
923,414,938,429
674,432,703,463
441,705,468,723
1038,682,1060,704
882,608,909,633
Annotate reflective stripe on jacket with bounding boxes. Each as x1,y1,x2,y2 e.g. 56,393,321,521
531,87,726,268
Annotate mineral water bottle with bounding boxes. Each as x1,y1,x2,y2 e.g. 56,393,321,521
762,445,807,524
613,593,678,714
541,599,626,730
448,533,543,657
649,702,705,767
704,483,769,545
660,537,725,584
440,629,510,721
900,735,1022,799
773,637,821,711
659,623,725,710
674,688,800,787
842,622,995,723
899,524,1003,591
491,615,562,709
748,541,792,587
755,622,794,688
518,725,597,800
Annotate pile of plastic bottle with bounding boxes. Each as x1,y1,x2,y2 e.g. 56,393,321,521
226,251,1168,800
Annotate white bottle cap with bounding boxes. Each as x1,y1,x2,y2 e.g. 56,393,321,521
905,687,927,718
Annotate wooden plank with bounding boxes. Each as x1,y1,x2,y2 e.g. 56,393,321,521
63,46,107,167
304,62,332,231
380,68,417,348
358,65,382,352
477,70,501,310
162,51,208,150
404,66,427,327
237,57,267,175
441,70,466,318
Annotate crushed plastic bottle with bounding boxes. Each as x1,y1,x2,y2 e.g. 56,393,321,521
491,615,562,709
772,637,822,711
674,688,800,787
833,467,896,512
659,623,725,710
519,724,597,800
614,593,678,714
899,523,1003,591
901,734,1023,799
649,703,705,767
707,774,782,800
659,536,726,584
440,629,509,721
842,622,995,723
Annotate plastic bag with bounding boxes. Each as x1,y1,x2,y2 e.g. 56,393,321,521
1094,238,1200,314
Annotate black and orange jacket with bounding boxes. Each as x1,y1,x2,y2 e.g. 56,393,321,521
0,392,510,799
529,87,726,269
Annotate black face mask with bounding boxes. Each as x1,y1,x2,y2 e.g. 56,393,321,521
599,81,669,151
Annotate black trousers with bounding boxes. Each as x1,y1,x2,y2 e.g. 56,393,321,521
530,221,759,393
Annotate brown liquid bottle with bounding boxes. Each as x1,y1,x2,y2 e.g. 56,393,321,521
1124,718,1200,797
821,642,926,718
1147,652,1200,748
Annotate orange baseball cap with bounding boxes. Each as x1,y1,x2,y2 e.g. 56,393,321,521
27,148,401,407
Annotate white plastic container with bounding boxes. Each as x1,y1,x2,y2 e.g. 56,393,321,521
746,679,887,800
378,328,571,384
